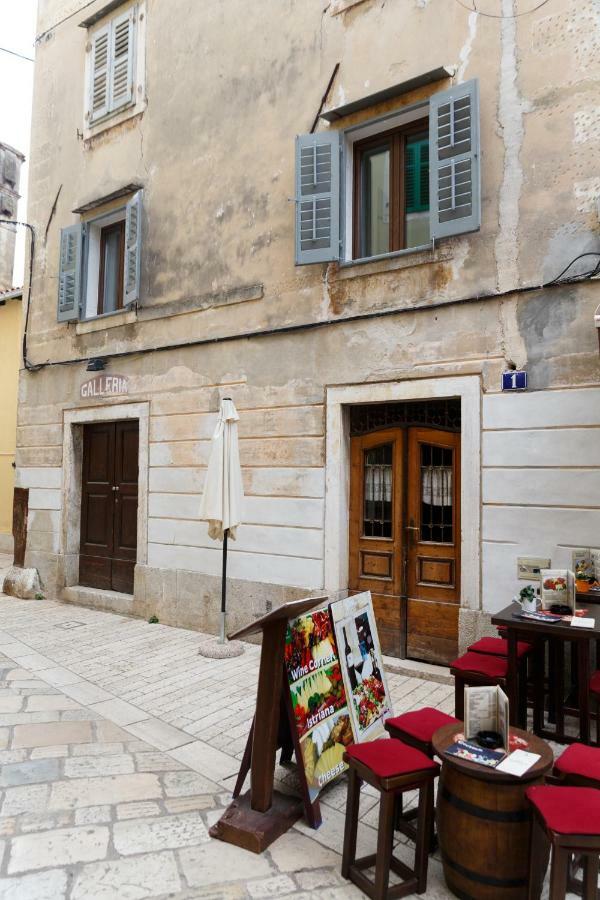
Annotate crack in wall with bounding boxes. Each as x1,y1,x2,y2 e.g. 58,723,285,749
457,10,478,83
494,0,531,295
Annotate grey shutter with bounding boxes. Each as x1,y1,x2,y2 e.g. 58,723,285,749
110,8,135,111
295,131,340,265
3,152,16,186
89,23,111,122
429,79,480,240
124,191,142,303
57,224,83,322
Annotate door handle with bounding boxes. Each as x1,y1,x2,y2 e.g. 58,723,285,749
405,526,418,531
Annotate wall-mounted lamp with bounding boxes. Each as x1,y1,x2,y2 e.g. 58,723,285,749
86,358,106,372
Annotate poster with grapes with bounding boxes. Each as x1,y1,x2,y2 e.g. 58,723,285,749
329,592,392,742
284,607,354,802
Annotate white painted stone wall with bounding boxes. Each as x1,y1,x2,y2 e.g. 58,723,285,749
482,387,600,613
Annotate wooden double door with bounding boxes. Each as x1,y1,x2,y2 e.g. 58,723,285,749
79,421,139,594
349,426,460,664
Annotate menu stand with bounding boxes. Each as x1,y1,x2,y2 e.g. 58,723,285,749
209,596,327,853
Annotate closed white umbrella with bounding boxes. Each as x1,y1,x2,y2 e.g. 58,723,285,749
199,398,244,643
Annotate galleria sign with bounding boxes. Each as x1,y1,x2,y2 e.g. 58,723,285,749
80,374,129,399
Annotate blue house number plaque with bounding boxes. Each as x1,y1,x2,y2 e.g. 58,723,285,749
502,370,527,391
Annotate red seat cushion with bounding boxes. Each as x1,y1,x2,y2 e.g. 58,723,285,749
450,651,508,679
590,671,600,696
468,637,533,659
345,738,438,779
385,708,459,744
555,743,600,784
526,786,600,836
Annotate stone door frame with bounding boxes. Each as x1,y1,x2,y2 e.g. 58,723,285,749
61,401,149,589
324,375,481,613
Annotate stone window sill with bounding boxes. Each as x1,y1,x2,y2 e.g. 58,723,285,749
75,308,137,335
334,245,452,281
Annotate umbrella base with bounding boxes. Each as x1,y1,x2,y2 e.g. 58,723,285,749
209,789,303,853
198,637,245,659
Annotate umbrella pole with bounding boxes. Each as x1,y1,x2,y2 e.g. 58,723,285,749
219,529,228,644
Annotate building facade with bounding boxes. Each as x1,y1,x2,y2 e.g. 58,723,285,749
18,0,600,663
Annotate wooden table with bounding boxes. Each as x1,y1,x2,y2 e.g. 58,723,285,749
432,722,553,900
492,602,600,743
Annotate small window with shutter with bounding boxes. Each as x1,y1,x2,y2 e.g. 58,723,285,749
87,6,137,126
57,191,142,323
294,78,480,265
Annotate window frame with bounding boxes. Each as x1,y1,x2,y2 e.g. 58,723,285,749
352,117,429,260
97,219,126,315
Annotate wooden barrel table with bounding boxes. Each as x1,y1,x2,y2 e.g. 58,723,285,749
432,723,553,900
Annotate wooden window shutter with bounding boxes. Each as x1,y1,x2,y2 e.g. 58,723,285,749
429,79,480,240
295,131,340,265
57,224,83,322
405,138,430,214
0,192,15,216
89,23,111,122
124,191,142,304
110,8,135,111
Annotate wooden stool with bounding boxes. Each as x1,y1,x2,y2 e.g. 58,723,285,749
384,707,459,757
342,738,438,899
526,785,600,900
384,708,457,853
551,745,600,896
589,671,600,745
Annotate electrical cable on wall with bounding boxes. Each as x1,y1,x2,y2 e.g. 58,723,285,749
452,0,552,18
0,219,37,372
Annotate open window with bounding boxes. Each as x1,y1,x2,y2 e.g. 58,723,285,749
57,191,142,323
295,79,480,265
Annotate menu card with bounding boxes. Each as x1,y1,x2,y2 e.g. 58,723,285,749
496,749,540,777
464,685,509,751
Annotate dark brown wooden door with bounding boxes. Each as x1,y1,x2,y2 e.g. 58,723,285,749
349,425,460,664
349,430,404,657
80,421,138,593
406,428,460,664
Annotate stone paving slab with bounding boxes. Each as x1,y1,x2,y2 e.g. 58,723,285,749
0,553,576,897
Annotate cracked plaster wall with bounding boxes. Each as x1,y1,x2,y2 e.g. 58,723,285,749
18,0,600,634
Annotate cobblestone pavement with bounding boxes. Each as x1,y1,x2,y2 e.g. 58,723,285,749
0,554,570,898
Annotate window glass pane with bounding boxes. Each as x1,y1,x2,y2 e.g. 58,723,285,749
102,226,122,313
405,132,430,248
420,443,453,543
363,443,393,538
361,145,390,257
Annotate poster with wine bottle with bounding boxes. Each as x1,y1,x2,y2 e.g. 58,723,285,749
329,592,392,742
284,607,354,802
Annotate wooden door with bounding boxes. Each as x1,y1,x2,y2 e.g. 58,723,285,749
349,430,404,657
80,421,138,594
406,427,460,664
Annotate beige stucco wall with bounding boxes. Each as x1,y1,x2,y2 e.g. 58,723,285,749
19,0,600,643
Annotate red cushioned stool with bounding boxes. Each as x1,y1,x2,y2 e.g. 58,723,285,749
526,786,600,900
385,707,459,758
553,743,600,788
342,738,438,899
468,637,533,658
450,650,511,718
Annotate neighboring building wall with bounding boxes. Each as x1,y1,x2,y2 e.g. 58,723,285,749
0,144,24,291
19,0,600,647
0,296,22,554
